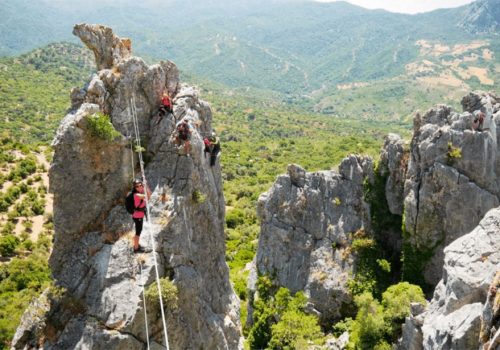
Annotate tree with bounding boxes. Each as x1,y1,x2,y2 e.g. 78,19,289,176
348,292,386,350
382,282,425,342
0,235,20,257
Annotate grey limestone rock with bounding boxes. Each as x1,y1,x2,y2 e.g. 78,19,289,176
403,92,500,286
12,24,242,350
252,155,373,325
398,206,500,350
480,270,500,349
378,133,407,216
73,23,132,70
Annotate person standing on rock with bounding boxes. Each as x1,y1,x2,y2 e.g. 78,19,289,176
174,118,192,155
472,111,485,131
204,132,221,166
131,179,151,253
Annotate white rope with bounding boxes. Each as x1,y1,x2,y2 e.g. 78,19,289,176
130,138,135,181
130,95,170,350
139,262,150,350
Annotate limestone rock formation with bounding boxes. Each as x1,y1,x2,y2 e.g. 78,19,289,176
378,133,407,216
403,91,500,286
480,270,500,350
73,23,132,70
398,206,500,350
251,157,373,325
12,24,242,350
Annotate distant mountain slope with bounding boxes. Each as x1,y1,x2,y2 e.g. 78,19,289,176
0,0,498,93
0,0,498,120
0,43,94,143
457,0,500,34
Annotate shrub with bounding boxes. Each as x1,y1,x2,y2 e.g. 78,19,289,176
333,317,354,337
446,142,462,165
377,259,391,273
32,200,45,215
226,208,245,229
86,112,121,142
269,309,324,349
0,235,20,256
347,282,426,349
247,280,325,349
191,189,206,204
145,278,178,311
382,282,425,342
348,292,385,350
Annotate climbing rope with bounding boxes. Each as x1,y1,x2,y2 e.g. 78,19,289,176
138,262,150,350
130,94,171,350
129,138,135,181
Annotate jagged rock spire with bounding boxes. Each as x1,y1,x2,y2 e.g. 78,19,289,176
12,24,242,350
73,23,132,70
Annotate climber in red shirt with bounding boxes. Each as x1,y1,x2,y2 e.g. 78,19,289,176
131,179,151,253
158,91,173,117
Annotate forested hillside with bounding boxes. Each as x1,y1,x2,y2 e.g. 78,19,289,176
0,0,498,121
0,138,53,348
0,43,94,143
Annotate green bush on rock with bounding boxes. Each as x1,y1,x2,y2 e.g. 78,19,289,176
86,112,121,142
346,282,426,349
145,278,178,312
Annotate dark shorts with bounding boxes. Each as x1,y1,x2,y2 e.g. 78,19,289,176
133,217,143,236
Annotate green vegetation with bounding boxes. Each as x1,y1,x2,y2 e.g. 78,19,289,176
145,278,179,312
401,240,438,294
247,276,324,349
0,43,93,144
346,282,426,349
0,243,52,349
86,112,121,142
204,82,410,309
446,142,462,165
0,135,54,349
0,33,484,348
191,189,207,204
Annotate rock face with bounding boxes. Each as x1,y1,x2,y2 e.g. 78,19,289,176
73,23,132,70
403,92,500,287
250,91,500,348
251,157,373,325
12,24,242,350
378,133,406,216
398,207,500,350
480,270,500,350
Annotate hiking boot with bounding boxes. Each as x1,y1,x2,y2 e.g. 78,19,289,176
133,245,146,253
134,245,152,253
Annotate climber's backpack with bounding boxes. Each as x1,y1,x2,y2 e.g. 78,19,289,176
125,190,136,214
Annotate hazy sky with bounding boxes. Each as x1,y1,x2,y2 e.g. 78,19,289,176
314,0,475,14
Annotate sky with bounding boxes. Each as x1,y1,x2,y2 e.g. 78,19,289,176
314,0,476,14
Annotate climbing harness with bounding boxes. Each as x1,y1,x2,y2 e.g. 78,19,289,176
129,94,170,350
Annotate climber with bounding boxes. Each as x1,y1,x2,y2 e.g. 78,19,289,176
158,91,173,117
174,118,192,155
204,132,221,166
131,179,151,253
472,111,485,131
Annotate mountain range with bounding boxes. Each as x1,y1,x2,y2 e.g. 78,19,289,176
0,0,499,119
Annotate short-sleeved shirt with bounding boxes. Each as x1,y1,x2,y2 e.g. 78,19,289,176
161,95,172,109
133,193,146,219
